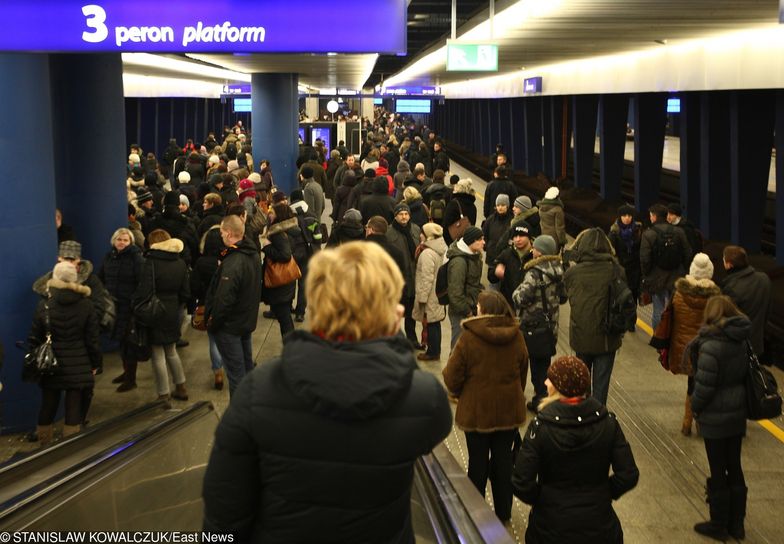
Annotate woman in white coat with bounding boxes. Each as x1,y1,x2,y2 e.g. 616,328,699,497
413,223,447,361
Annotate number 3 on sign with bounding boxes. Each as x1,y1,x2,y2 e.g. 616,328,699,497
82,5,109,43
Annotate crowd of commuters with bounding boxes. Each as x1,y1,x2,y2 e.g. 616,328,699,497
25,108,775,542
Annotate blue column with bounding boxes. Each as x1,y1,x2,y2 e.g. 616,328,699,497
50,54,128,265
541,97,554,179
598,94,629,202
547,96,566,181
0,54,57,433
680,93,701,225
510,98,525,171
251,73,299,194
572,95,598,190
523,97,543,175
633,93,667,212
700,91,732,240
729,90,774,252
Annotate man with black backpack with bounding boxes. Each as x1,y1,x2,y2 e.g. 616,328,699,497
640,204,693,330
667,203,703,254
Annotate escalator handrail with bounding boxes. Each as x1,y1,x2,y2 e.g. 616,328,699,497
0,401,215,520
0,399,169,476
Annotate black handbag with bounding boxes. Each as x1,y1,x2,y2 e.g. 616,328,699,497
126,316,151,362
133,261,166,327
22,302,59,383
745,341,782,420
520,270,557,359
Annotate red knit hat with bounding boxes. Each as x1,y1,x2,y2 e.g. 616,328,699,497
238,179,256,202
547,356,591,398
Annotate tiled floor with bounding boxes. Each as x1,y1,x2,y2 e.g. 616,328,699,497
3,160,782,542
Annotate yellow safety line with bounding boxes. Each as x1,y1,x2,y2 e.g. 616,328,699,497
636,317,784,444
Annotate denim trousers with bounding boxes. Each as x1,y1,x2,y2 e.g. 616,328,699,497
575,351,617,406
213,331,254,396
651,290,671,331
208,331,223,372
449,311,466,350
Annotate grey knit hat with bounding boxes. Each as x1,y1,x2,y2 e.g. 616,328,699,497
533,235,558,256
514,195,532,211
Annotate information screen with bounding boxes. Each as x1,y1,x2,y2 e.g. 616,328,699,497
233,97,251,113
396,99,431,114
311,127,331,154
298,127,306,143
667,98,681,114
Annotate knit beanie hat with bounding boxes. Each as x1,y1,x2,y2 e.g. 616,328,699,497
301,165,314,179
128,153,140,164
423,223,444,240
511,224,531,239
52,262,77,283
248,172,261,184
136,188,153,204
178,171,191,184
547,356,591,398
514,195,532,211
179,194,190,208
462,226,484,246
58,240,82,260
496,194,510,207
618,204,636,217
208,155,220,165
364,168,376,179
343,208,362,224
544,186,560,200
667,203,683,217
239,179,254,194
533,234,557,256
689,253,714,281
227,160,240,172
394,203,411,216
163,191,180,208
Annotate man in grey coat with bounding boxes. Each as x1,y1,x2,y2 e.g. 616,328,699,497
386,203,422,349
300,165,325,224
721,245,771,358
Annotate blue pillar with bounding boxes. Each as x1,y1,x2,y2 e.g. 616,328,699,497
634,93,667,212
50,54,127,265
547,96,566,181
251,73,299,194
729,90,774,252
598,94,629,202
572,95,598,189
541,97,554,180
680,93,701,225
700,91,732,240
0,54,57,433
523,97,543,175
510,98,525,172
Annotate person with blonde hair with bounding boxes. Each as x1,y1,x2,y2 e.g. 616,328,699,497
203,242,452,541
413,223,447,361
403,185,428,228
512,356,639,543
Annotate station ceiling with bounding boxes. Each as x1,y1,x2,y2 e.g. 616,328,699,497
125,0,780,92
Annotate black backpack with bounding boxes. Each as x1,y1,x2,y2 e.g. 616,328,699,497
603,265,637,335
430,198,446,222
435,255,467,305
652,225,682,271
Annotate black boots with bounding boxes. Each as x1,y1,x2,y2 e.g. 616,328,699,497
695,479,747,541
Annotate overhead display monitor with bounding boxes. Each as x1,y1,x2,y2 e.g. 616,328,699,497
1,0,407,53
446,43,498,72
373,98,383,105
667,97,681,113
396,99,431,114
311,127,332,154
523,77,543,94
298,127,306,143
233,97,251,113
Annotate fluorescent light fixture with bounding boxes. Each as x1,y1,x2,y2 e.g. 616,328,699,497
123,53,250,82
122,73,226,98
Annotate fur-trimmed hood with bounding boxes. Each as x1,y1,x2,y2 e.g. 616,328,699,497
33,260,95,296
150,238,184,254
265,217,299,237
46,277,91,298
460,315,520,345
675,276,721,298
523,254,562,271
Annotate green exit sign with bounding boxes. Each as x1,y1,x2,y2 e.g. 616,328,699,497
446,43,498,71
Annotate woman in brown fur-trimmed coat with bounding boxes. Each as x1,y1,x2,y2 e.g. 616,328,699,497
443,290,528,524
651,253,720,436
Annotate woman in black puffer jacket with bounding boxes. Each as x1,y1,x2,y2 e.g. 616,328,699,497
688,295,750,541
132,229,190,403
261,203,298,337
30,262,102,446
98,228,143,393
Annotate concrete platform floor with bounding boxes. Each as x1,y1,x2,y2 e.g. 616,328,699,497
2,161,782,542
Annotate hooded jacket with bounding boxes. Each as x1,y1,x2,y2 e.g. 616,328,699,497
690,316,751,439
443,315,528,432
443,193,478,245
563,228,624,354
513,255,566,337
29,279,102,390
512,397,639,543
664,276,721,375
331,170,358,223
326,221,365,247
205,238,262,335
202,331,452,543
132,238,190,345
721,265,771,356
446,240,483,317
412,237,448,323
302,178,325,224
261,217,299,305
537,197,567,248
359,177,396,225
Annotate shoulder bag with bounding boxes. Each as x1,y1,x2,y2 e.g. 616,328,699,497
447,200,470,241
745,341,782,420
133,261,166,327
520,270,557,359
264,243,302,288
22,302,59,382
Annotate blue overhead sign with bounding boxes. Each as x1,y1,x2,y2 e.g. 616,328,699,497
222,84,251,95
523,77,542,94
0,1,407,53
382,86,440,96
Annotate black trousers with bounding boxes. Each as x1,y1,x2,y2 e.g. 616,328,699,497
270,302,295,337
39,388,82,426
704,435,745,488
402,296,417,343
464,429,516,522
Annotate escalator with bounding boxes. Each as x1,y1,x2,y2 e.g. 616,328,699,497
0,403,513,542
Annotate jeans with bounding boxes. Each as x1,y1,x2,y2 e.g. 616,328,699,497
150,343,186,396
704,435,745,488
651,290,671,331
449,311,467,350
425,321,442,356
529,356,551,405
213,331,254,396
294,260,308,316
464,430,517,522
576,351,616,406
208,332,223,372
270,302,295,337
